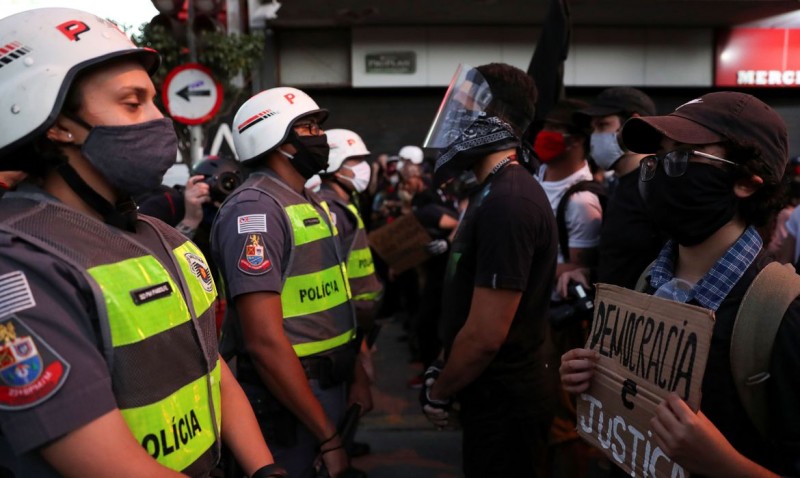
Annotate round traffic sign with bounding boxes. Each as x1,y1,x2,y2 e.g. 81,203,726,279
162,63,223,125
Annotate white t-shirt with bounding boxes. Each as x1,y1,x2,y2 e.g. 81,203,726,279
783,205,800,263
535,162,603,264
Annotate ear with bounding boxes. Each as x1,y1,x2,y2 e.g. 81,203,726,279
733,174,763,199
45,122,76,144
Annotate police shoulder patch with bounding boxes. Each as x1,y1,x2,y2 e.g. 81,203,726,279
238,233,273,275
0,316,70,410
184,253,214,293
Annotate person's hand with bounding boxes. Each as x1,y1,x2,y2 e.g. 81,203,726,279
419,360,451,428
556,267,590,299
183,175,211,226
559,348,599,394
317,433,348,478
650,393,743,476
425,239,449,256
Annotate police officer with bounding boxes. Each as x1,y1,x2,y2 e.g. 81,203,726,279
212,88,358,478
319,129,383,339
0,8,282,478
318,129,381,460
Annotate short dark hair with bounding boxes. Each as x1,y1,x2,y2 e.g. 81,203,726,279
476,63,537,137
727,142,787,228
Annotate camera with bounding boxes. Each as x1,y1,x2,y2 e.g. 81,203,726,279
548,281,594,330
192,156,243,203
203,171,242,203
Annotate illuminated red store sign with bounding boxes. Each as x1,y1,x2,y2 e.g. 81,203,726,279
716,28,800,87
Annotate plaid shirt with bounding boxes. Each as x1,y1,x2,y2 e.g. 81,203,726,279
649,226,762,311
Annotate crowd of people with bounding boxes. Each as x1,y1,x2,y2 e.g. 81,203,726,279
0,6,799,478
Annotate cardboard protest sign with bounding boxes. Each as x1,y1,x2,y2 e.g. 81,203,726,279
367,214,432,274
576,284,715,478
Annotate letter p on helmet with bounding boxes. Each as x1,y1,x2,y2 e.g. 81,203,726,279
284,93,296,105
57,20,91,41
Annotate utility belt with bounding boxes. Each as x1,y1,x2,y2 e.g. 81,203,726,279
237,345,357,390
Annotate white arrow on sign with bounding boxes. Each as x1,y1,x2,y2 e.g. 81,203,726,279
162,63,223,125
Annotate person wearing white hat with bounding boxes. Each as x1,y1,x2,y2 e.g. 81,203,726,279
212,87,358,477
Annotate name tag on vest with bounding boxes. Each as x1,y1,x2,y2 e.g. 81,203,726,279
303,218,321,226
131,282,173,305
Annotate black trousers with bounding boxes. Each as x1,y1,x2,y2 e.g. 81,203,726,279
460,380,553,478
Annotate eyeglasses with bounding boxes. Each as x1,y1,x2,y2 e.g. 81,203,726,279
293,119,322,136
639,149,739,182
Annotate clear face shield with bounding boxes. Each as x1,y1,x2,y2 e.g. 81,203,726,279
423,64,493,150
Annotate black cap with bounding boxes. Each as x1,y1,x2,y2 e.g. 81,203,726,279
621,91,788,183
576,87,656,119
544,98,591,134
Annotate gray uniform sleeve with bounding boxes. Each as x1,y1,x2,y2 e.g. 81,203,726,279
0,238,117,455
211,189,290,298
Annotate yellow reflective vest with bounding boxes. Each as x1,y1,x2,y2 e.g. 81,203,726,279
0,195,221,475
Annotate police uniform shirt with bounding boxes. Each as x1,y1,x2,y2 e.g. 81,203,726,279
0,196,218,476
212,178,337,300
439,163,558,388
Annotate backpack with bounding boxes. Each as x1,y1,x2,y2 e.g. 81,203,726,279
556,180,607,263
635,261,800,437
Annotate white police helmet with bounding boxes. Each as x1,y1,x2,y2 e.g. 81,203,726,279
0,8,160,158
325,128,370,173
232,87,328,162
398,145,423,165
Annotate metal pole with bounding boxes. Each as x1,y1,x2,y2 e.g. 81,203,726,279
187,0,204,165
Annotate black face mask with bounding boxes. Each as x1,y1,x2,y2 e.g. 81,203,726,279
281,133,330,180
639,162,738,246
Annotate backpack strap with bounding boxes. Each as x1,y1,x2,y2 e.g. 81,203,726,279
634,260,656,293
731,261,800,437
555,180,606,263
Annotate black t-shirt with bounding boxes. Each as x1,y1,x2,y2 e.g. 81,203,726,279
439,163,558,384
597,170,665,288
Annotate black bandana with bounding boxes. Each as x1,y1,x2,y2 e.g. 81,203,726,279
434,115,520,183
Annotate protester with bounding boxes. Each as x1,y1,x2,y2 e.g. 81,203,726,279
561,91,800,477
420,62,558,477
212,87,364,478
0,8,281,477
532,98,604,478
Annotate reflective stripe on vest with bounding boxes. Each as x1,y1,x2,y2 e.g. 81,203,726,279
344,203,375,279
347,247,375,280
285,202,337,245
88,256,190,347
120,361,221,471
283,263,350,318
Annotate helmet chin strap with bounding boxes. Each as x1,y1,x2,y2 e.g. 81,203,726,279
56,162,136,231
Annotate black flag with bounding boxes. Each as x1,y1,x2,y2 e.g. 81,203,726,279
528,0,571,125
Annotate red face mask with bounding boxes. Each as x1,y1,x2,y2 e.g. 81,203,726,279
533,130,567,163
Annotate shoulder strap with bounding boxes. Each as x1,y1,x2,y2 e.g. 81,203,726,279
556,180,606,263
731,261,800,437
